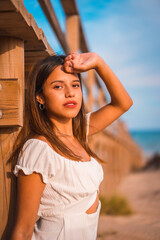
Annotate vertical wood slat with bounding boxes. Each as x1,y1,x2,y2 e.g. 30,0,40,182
0,37,24,239
66,14,80,53
86,69,95,112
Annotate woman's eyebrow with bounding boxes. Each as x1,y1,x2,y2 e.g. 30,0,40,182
50,79,80,85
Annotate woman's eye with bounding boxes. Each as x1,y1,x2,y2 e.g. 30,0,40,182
73,84,80,88
53,85,62,89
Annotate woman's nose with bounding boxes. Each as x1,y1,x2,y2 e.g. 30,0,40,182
65,87,75,98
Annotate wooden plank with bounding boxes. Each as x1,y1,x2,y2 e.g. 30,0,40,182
0,37,24,127
38,0,69,54
0,35,24,238
0,0,54,56
0,0,18,11
66,15,80,52
60,0,89,53
0,127,19,239
60,0,78,15
25,50,51,67
97,88,105,107
0,79,20,109
25,50,52,60
79,23,89,52
0,109,20,127
0,12,45,50
0,137,8,238
25,49,54,75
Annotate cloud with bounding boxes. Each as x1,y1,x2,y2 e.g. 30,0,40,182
117,67,160,88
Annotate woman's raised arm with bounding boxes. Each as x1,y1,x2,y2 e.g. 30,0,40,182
64,52,133,136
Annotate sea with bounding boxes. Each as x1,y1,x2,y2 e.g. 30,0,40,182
129,129,160,161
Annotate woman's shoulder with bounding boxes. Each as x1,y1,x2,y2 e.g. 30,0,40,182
33,135,53,148
14,136,58,183
23,136,62,161
21,137,53,157
24,136,52,148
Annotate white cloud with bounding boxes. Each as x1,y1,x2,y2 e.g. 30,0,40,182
116,66,160,88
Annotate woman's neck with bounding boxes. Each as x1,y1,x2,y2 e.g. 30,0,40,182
50,116,73,136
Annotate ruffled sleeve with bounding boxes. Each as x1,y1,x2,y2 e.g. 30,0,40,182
13,139,56,184
86,112,92,139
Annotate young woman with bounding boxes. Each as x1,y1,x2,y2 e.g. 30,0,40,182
10,52,133,240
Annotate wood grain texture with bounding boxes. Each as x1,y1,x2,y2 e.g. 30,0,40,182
60,0,89,52
66,15,80,53
38,0,69,53
0,36,24,239
0,0,54,74
0,37,24,126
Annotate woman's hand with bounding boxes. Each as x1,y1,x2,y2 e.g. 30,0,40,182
64,52,100,73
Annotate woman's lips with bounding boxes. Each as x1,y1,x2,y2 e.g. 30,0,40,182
63,101,77,108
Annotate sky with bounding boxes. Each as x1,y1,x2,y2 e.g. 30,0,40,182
24,0,160,131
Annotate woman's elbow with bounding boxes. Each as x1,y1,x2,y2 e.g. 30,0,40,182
123,99,134,111
128,99,134,109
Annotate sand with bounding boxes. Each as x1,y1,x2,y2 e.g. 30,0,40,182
97,169,160,240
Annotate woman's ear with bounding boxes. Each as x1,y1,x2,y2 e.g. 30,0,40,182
36,94,45,105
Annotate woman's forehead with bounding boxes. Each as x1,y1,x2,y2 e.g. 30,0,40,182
47,65,79,82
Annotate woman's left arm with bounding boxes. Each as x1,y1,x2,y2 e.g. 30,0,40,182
64,52,133,136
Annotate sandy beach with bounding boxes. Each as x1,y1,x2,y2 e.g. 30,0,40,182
97,168,160,240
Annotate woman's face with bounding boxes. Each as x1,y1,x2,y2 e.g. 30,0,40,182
36,65,82,120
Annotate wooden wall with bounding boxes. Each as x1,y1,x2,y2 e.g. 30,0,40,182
0,37,24,239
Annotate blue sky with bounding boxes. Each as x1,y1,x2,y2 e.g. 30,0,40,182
24,0,160,131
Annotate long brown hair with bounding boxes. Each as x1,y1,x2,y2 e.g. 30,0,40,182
9,54,104,166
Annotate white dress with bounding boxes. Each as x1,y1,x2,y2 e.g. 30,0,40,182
13,112,104,240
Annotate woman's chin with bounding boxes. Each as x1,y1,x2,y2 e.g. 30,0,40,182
48,111,79,120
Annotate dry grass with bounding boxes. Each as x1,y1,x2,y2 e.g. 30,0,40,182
99,194,133,216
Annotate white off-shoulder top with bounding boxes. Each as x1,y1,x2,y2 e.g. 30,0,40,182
13,112,104,240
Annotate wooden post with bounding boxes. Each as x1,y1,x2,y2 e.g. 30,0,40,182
86,69,95,112
0,37,24,239
66,14,80,52
97,88,105,107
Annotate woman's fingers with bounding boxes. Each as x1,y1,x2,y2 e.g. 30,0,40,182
65,52,77,61
64,60,73,73
65,52,76,62
64,53,90,73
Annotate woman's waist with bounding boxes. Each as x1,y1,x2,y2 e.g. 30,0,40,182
38,190,99,219
35,200,101,239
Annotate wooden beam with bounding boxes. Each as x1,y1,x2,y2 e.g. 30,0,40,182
38,0,69,54
66,15,80,52
0,0,54,75
0,1,53,53
60,0,78,15
79,23,89,52
60,0,89,53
